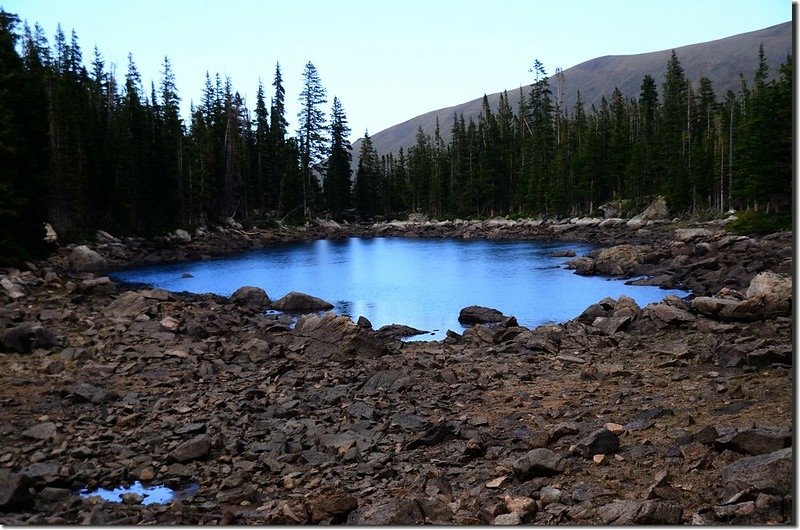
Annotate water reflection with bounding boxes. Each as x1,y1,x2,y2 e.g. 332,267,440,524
112,237,689,340
79,481,199,505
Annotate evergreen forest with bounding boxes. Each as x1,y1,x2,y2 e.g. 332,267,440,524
0,9,792,265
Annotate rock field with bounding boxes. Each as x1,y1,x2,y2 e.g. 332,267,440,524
0,216,792,524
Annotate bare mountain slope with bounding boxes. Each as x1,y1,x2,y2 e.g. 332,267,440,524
354,22,791,159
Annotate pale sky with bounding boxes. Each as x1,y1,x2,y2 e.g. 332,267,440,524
3,0,791,142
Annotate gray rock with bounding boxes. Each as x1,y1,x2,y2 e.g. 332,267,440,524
356,315,373,329
416,497,455,524
493,512,522,525
638,195,670,221
230,286,270,308
271,291,333,312
22,422,57,440
745,272,791,317
570,428,620,457
170,434,211,462
43,223,57,244
362,370,411,393
173,229,192,243
594,244,640,276
67,383,116,404
612,295,642,319
598,499,682,524
675,227,715,242
375,323,428,339
540,486,563,506
308,490,358,523
575,298,615,323
721,447,792,498
692,425,719,445
103,291,149,319
591,315,631,335
644,303,696,325
567,256,596,275
69,245,107,272
0,469,31,509
512,448,566,479
301,450,335,466
458,305,507,324
1,323,58,354
406,423,457,450
347,499,424,525
392,414,431,432
718,427,791,456
289,313,390,361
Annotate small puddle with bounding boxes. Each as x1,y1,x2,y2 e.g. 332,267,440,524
79,481,199,505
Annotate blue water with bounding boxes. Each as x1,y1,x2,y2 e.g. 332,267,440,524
79,481,200,505
111,237,687,340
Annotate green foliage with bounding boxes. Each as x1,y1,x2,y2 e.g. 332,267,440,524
727,210,791,235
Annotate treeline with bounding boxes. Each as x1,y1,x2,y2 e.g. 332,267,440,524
365,50,791,220
0,9,355,264
0,8,792,266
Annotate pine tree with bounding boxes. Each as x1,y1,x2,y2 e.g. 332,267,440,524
324,96,352,215
297,61,327,216
253,79,269,213
269,63,291,214
353,131,380,217
659,50,689,210
0,9,50,264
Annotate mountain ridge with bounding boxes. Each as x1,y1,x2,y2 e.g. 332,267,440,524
353,21,792,160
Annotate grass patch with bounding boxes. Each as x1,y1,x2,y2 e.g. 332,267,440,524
727,210,792,235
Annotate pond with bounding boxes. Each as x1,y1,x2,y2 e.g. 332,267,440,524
79,481,200,505
111,237,688,340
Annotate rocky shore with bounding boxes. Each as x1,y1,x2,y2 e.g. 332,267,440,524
0,216,793,524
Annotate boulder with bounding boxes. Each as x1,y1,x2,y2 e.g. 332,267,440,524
289,312,390,361
173,229,192,243
308,490,358,523
594,245,640,276
691,297,761,321
271,291,334,312
644,303,696,326
170,434,211,462
230,286,270,309
492,512,521,525
95,230,117,243
675,228,716,242
716,427,791,456
567,256,595,275
22,422,57,440
1,277,25,299
458,305,507,324
375,324,428,339
347,499,424,525
612,295,642,319
637,195,669,221
1,323,58,353
598,499,682,525
745,272,791,317
67,383,116,404
103,291,149,318
591,316,631,335
570,427,620,457
69,245,107,272
576,297,615,324
721,447,792,498
43,223,58,244
0,469,32,510
511,448,566,479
